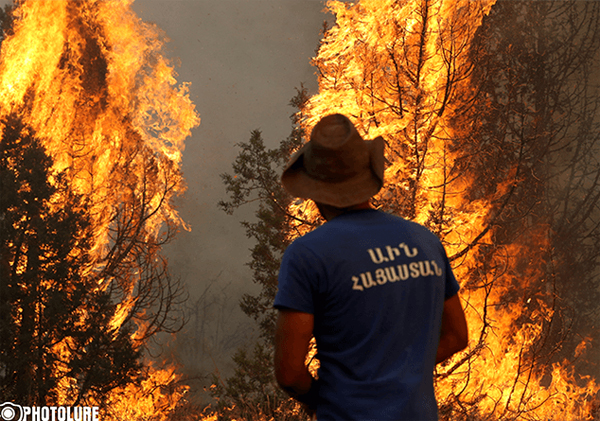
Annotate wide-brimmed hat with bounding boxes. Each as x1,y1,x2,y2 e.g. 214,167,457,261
281,114,384,208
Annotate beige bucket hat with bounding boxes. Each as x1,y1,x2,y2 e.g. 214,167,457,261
281,114,384,208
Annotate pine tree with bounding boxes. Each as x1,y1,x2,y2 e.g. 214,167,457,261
0,1,194,417
301,1,600,419
0,113,141,405
210,89,315,420
442,4,600,416
216,1,600,420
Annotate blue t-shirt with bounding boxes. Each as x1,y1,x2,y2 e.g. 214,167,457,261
274,209,459,421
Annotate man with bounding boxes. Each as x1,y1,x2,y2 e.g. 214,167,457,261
273,114,468,420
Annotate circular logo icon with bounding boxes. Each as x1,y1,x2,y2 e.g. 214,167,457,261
0,403,23,421
0,408,14,420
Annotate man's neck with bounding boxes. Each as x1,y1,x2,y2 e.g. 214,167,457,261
316,201,372,221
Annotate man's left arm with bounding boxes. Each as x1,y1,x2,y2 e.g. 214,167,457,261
274,309,316,402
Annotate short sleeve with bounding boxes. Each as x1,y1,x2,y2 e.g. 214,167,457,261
274,241,318,314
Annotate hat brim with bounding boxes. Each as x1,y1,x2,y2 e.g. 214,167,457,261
282,136,384,208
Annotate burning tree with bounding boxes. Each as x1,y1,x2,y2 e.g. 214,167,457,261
301,0,600,419
218,0,600,420
0,0,199,418
0,113,142,404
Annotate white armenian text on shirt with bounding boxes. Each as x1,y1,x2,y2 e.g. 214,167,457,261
351,243,443,291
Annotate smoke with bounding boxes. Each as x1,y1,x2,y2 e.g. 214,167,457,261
130,0,330,382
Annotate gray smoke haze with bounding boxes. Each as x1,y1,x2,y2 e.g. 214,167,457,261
129,0,331,380
131,0,325,295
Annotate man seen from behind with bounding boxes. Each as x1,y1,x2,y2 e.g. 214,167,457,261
273,114,468,420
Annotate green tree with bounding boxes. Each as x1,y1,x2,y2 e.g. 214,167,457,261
0,113,141,405
215,1,600,420
0,0,194,417
210,89,315,421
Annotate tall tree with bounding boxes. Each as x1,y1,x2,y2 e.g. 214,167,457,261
301,0,600,419
0,114,141,405
439,3,600,417
211,89,314,421
0,1,196,416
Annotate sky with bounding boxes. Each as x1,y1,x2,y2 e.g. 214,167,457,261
127,0,333,375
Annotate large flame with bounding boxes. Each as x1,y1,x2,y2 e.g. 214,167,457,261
0,0,199,417
290,0,599,419
0,0,197,248
194,1,600,420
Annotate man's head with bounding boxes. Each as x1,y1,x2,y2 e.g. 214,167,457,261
281,114,384,209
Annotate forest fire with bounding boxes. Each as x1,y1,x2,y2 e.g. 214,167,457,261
2,0,600,420
0,0,198,418
209,0,600,419
286,0,600,419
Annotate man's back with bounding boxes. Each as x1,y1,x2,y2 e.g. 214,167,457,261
275,209,459,420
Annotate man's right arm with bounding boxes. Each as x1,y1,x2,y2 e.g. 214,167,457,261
436,293,468,364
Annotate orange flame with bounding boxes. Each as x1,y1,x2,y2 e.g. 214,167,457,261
291,0,599,419
0,0,199,417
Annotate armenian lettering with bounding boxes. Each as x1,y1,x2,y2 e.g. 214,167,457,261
352,243,443,291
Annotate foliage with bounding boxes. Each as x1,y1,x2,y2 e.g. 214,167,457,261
444,3,600,417
209,88,315,420
215,1,600,420
301,1,600,419
0,1,192,412
207,343,304,421
0,114,142,405
218,87,313,343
